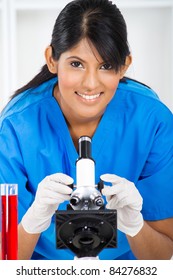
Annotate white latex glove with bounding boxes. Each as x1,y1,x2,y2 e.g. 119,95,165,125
21,173,73,234
101,174,144,237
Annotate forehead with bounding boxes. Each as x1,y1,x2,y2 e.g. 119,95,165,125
60,38,103,62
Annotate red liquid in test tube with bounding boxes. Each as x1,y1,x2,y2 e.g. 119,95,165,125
0,184,18,260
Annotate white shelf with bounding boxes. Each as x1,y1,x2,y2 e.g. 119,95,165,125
115,0,173,8
13,0,173,9
15,0,70,10
0,0,173,111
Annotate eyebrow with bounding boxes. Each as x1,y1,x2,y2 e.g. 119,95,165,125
66,56,105,65
66,56,86,63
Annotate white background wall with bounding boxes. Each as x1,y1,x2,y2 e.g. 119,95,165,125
0,0,173,112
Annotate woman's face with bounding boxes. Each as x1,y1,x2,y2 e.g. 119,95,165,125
49,39,129,124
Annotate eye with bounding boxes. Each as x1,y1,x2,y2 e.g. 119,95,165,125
71,61,83,68
100,63,113,70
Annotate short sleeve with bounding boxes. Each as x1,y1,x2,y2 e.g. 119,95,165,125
137,107,173,220
0,118,33,222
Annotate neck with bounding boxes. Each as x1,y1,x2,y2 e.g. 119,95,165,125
66,117,101,150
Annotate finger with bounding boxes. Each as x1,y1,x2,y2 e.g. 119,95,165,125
107,196,129,209
41,195,71,204
48,173,74,185
101,189,112,202
100,173,123,184
39,189,71,204
102,183,123,196
44,181,73,194
105,194,112,202
106,196,119,209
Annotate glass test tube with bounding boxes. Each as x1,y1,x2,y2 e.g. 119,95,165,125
0,184,18,260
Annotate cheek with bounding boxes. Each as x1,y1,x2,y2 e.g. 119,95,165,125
58,72,80,91
102,75,120,92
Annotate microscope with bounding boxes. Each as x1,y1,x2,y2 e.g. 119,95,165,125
55,136,117,259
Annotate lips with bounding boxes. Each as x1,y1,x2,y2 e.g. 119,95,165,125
75,91,102,100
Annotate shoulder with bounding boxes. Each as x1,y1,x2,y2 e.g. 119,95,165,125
118,77,159,101
117,77,173,121
0,77,57,128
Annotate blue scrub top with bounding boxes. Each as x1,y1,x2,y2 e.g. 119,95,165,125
0,77,173,260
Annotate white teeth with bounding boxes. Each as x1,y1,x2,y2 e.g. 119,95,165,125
76,92,101,100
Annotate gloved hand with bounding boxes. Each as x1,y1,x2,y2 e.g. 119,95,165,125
21,173,73,234
101,174,144,237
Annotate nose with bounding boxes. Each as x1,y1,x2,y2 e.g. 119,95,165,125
82,69,100,91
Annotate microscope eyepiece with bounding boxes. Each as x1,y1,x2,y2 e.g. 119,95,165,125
78,136,92,159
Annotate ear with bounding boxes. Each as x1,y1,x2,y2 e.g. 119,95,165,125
44,45,57,74
120,55,132,78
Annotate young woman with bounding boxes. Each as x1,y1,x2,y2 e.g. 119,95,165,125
0,0,173,260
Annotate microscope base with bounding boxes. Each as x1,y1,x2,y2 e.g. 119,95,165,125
55,209,117,258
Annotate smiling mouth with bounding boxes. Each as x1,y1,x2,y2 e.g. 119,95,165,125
75,91,102,100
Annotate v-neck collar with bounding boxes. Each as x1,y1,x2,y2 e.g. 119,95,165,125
51,94,120,168
48,77,123,167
